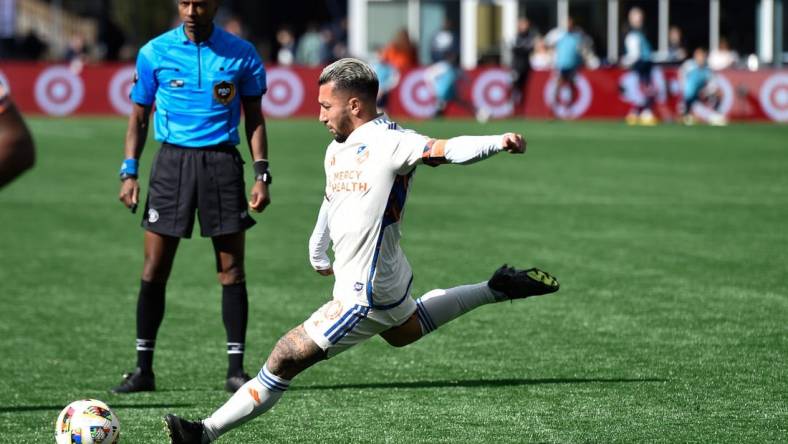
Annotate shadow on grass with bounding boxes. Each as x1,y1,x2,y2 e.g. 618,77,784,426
294,377,666,391
0,403,193,413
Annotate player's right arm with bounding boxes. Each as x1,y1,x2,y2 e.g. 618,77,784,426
308,197,333,276
119,45,157,212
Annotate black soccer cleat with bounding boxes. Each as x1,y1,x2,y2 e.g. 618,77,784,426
110,368,155,394
224,372,251,393
164,414,205,444
488,265,560,300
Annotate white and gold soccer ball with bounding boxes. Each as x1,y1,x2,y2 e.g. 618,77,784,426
55,399,120,444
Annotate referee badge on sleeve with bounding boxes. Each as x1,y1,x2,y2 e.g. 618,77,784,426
213,81,236,105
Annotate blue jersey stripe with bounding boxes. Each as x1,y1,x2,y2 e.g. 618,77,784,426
324,305,360,337
366,172,413,308
328,307,370,344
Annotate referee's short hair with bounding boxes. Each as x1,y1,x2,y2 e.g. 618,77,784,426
319,58,379,102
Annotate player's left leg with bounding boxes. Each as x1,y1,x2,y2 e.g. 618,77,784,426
211,231,252,392
380,265,559,348
166,324,327,444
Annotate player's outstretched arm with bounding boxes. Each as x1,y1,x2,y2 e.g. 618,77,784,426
118,103,151,212
0,99,35,189
308,198,333,276
427,132,525,166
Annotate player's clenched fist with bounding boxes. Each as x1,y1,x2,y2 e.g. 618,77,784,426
502,132,526,154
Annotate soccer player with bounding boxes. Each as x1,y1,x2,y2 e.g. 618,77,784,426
678,48,727,126
164,58,559,443
112,0,271,394
0,78,35,189
621,7,658,126
545,17,583,115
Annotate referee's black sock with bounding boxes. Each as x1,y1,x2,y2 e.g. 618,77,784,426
222,282,249,377
136,280,166,375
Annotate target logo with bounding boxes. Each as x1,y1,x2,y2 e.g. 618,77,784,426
472,69,513,119
691,74,734,121
543,73,592,119
758,73,788,122
261,68,304,118
34,66,85,116
398,69,438,119
108,66,136,115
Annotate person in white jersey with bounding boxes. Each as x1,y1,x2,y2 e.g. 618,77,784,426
165,58,560,444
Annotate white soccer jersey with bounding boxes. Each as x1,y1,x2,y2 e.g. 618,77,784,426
315,116,438,309
309,115,505,311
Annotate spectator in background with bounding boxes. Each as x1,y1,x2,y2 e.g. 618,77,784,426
621,7,658,126
430,18,458,63
276,26,296,66
371,46,400,113
296,23,323,67
529,37,553,71
381,28,418,73
64,34,89,73
667,26,687,63
708,38,739,71
510,17,539,109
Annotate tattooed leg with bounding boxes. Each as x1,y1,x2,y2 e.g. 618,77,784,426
200,325,326,441
266,324,327,380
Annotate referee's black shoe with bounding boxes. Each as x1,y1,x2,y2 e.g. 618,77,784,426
110,368,155,394
488,265,560,300
224,372,251,393
164,414,204,444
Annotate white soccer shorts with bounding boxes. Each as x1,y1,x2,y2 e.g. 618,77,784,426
303,293,417,358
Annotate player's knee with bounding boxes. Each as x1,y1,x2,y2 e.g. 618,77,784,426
141,256,170,283
218,267,245,286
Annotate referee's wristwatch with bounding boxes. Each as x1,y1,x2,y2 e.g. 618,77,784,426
254,160,272,185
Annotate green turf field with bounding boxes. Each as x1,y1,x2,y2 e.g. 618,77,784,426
0,118,786,443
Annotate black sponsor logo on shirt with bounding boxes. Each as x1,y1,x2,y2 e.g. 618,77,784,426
213,81,236,105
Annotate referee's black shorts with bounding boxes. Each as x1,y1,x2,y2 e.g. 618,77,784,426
141,143,256,238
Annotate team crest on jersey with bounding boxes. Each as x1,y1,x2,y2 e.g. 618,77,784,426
356,145,369,164
353,282,364,291
213,81,236,105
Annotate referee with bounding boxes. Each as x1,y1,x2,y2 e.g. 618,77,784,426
113,0,271,393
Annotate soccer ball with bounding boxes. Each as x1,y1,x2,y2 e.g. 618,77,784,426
55,399,120,444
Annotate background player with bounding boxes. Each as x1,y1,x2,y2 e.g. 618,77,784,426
112,0,271,394
621,7,658,126
164,58,559,443
678,48,727,126
0,79,35,189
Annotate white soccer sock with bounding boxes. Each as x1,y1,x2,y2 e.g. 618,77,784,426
201,365,290,443
414,282,499,334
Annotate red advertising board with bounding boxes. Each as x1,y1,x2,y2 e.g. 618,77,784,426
0,63,786,122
